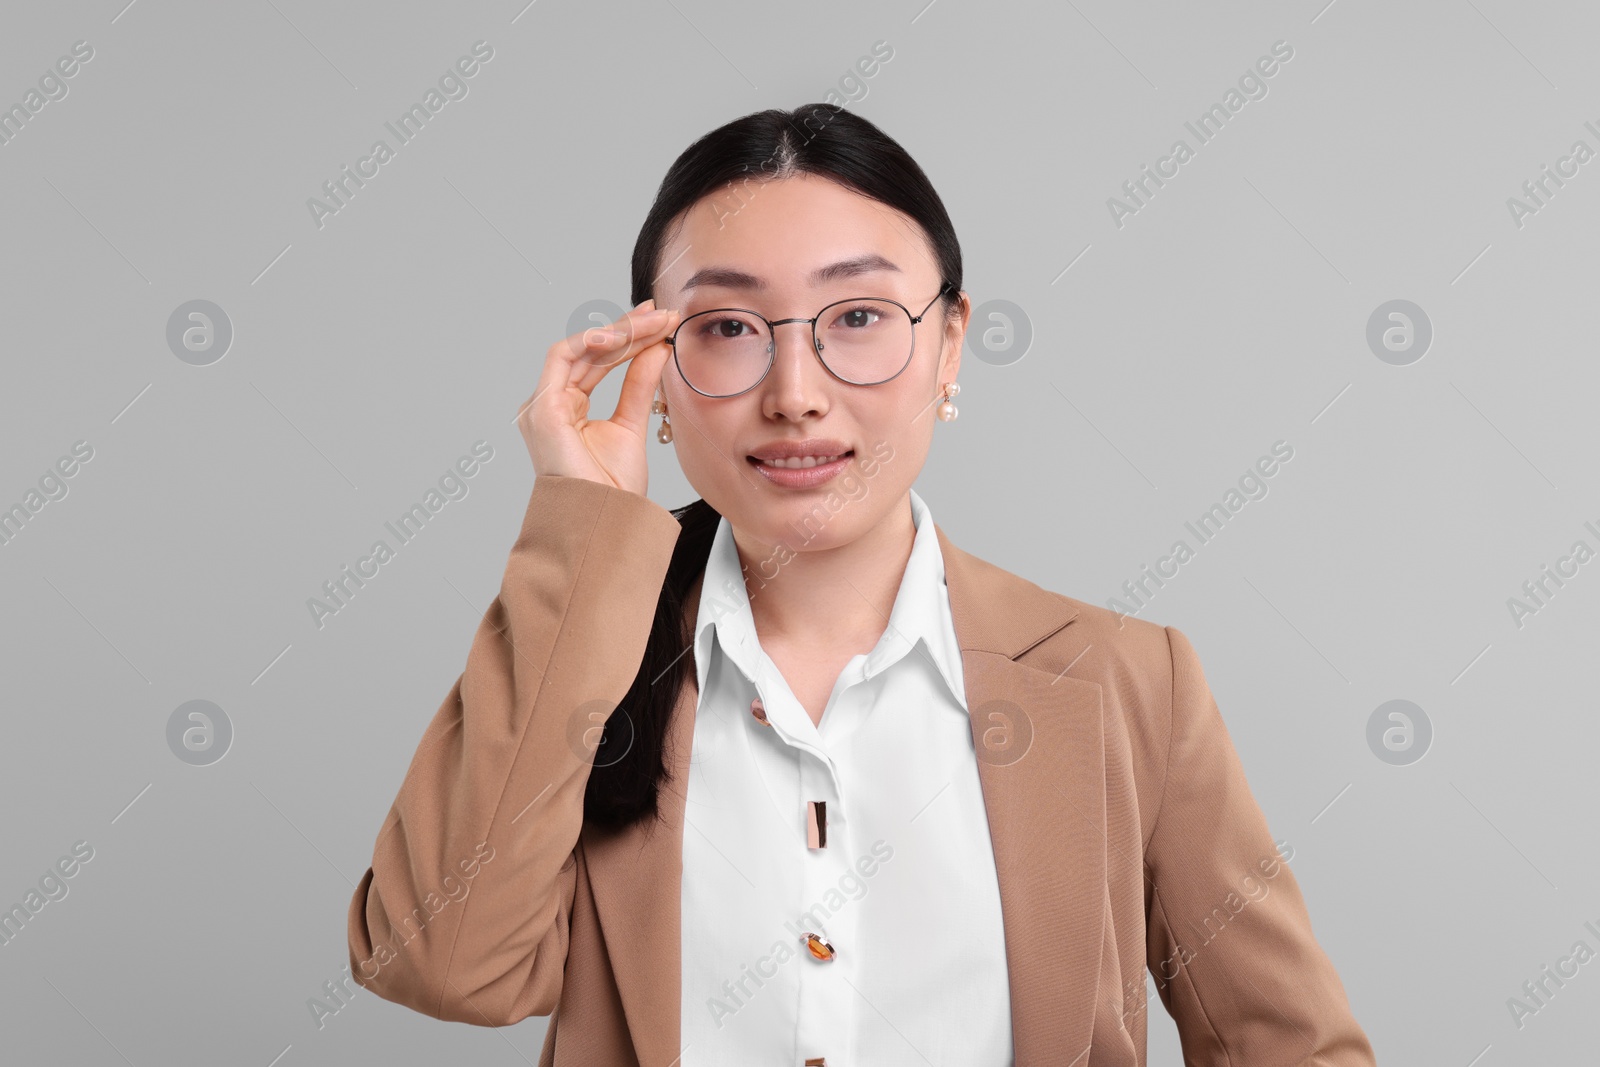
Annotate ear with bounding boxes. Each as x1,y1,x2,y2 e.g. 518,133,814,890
938,289,970,385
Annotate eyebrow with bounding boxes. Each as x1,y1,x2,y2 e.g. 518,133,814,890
679,253,902,292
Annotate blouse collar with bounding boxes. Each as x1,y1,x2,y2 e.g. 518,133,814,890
692,486,967,713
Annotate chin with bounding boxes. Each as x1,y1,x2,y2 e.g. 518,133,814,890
753,497,882,555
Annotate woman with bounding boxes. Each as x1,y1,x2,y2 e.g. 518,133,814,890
347,103,1376,1066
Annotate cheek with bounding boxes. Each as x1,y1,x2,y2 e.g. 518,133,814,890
885,386,938,436
845,398,925,472
668,397,748,477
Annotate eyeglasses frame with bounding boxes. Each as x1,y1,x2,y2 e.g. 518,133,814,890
664,281,955,398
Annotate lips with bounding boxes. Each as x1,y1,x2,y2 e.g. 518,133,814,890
746,449,855,488
746,438,854,466
751,453,850,469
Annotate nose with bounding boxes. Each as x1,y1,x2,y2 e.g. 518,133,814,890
760,320,830,419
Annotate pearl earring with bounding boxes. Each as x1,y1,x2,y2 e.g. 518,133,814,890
936,381,961,422
653,397,673,443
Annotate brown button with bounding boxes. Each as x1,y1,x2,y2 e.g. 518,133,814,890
806,800,827,849
802,932,836,961
751,697,771,726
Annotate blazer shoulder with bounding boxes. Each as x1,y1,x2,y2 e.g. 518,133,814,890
1032,589,1174,685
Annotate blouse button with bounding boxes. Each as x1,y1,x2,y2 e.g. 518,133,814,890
801,932,836,961
750,697,771,726
806,800,827,849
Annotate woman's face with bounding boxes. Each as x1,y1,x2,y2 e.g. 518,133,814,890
653,173,968,557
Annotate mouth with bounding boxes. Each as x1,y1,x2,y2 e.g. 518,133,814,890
746,450,855,470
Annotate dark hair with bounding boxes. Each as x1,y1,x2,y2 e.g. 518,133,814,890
582,102,965,833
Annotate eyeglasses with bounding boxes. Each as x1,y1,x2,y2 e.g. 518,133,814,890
665,282,953,398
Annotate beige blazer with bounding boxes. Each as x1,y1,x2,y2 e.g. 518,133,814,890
347,474,1377,1066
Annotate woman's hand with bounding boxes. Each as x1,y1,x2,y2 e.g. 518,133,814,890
518,299,681,496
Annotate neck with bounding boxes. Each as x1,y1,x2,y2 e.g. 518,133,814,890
729,491,916,649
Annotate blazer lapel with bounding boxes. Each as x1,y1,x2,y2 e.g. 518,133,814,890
580,577,703,1067
938,524,1106,1064
584,520,1105,1067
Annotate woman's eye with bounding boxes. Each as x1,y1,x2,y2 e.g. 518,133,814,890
836,306,882,328
699,317,750,338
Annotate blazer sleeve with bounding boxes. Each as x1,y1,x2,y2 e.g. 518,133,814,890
346,473,683,1025
1142,625,1377,1065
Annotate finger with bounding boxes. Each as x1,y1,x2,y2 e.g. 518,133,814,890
610,334,674,439
570,306,679,395
534,299,658,412
573,299,654,359
542,298,652,379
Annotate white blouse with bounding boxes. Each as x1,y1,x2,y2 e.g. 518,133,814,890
679,487,1014,1066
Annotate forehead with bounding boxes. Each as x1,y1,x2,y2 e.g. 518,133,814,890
658,174,935,295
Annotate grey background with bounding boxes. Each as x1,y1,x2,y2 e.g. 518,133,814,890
2,0,1596,1062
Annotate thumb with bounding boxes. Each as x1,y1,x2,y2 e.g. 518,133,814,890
615,336,674,436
